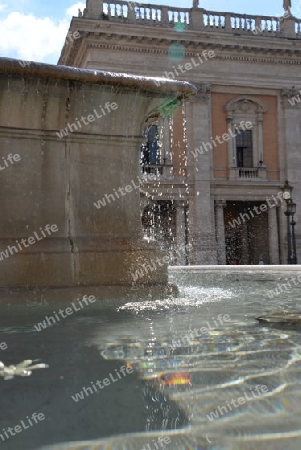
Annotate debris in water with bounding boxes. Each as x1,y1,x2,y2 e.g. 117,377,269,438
0,359,49,380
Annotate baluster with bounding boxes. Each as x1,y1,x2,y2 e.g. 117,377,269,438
265,20,268,31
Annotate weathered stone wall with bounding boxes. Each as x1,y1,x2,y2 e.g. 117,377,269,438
0,59,195,300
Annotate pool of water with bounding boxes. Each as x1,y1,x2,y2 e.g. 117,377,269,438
1,268,301,449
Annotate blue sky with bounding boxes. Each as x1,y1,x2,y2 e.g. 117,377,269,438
0,0,300,64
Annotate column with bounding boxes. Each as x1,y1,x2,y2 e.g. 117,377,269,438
176,201,186,265
268,206,280,264
281,88,301,263
258,114,263,162
185,84,217,264
215,200,226,264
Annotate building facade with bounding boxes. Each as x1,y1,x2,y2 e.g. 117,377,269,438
59,0,301,264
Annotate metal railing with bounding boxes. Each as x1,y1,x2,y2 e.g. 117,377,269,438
238,167,259,178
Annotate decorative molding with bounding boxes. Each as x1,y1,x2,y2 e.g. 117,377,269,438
60,27,301,75
281,86,299,98
225,96,268,113
193,83,211,101
281,86,301,109
83,39,301,65
215,199,227,207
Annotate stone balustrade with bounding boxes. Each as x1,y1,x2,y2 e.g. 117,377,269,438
80,0,301,38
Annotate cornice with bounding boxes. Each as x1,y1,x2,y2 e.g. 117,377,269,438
60,16,301,66
83,38,301,66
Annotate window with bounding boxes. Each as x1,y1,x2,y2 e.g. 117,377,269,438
225,97,267,176
236,130,253,167
141,124,160,165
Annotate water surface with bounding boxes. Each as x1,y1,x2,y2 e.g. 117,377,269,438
1,268,301,449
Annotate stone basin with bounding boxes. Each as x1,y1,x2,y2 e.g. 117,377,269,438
0,57,196,303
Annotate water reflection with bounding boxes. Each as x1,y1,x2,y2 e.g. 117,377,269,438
2,268,301,449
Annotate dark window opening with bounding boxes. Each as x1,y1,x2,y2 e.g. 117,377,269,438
141,124,160,165
236,130,253,168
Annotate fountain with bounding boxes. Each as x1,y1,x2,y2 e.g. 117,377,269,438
0,57,195,304
1,54,301,450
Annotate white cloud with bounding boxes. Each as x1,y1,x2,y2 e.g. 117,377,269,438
66,2,86,17
0,2,85,63
0,3,7,12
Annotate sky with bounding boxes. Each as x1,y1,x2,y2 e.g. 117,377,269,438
0,0,300,64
